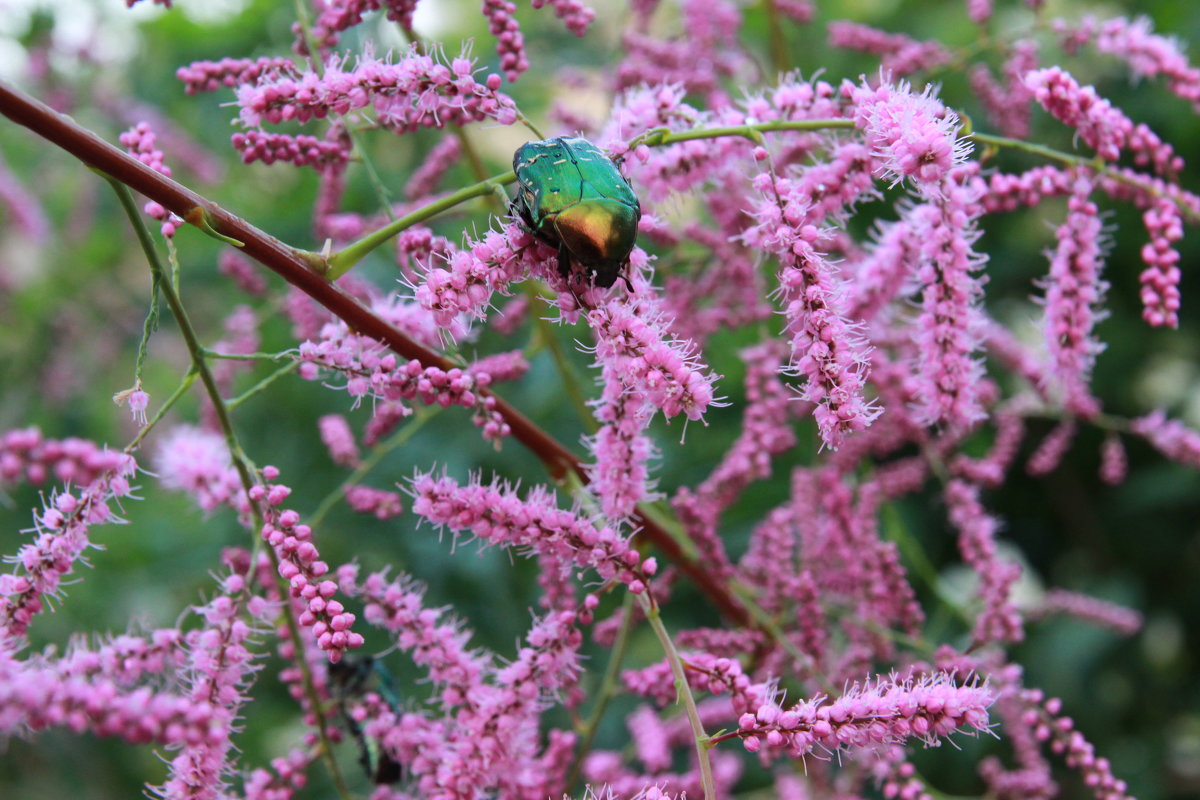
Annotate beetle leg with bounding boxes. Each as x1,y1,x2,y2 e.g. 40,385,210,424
557,243,573,282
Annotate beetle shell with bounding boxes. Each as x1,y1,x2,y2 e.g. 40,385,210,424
512,137,641,289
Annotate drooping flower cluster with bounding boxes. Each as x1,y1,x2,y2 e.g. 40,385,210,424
250,466,364,662
745,169,878,450
1039,174,1107,416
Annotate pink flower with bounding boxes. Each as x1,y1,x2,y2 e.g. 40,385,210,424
409,472,656,591
1139,198,1183,328
843,77,969,193
155,426,245,515
945,479,1024,645
235,48,517,131
1040,175,1107,415
734,672,994,757
828,22,951,76
910,166,988,431
318,414,361,468
249,470,364,662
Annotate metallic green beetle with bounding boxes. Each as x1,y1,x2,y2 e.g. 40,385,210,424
511,137,641,290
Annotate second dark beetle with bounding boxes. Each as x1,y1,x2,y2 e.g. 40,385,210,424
511,137,641,290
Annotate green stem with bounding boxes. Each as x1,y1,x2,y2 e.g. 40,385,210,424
326,173,515,278
107,177,354,800
639,593,716,800
225,361,300,411
972,131,1200,224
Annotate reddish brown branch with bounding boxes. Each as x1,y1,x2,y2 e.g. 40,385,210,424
0,80,750,626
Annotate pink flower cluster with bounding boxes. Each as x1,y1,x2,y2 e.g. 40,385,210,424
844,78,968,192
827,22,951,76
235,49,518,131
483,0,528,82
296,304,511,441
250,466,364,662
0,447,137,642
231,129,351,168
746,170,878,450
1040,175,1107,416
1139,198,1183,328
344,484,405,519
176,56,298,94
1025,67,1181,176
734,673,993,757
415,222,558,329
119,121,181,236
945,479,1024,645
410,472,657,591
1034,589,1142,636
532,0,596,37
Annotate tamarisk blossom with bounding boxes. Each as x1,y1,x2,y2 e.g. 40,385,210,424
296,296,512,441
1139,198,1183,328
0,646,233,749
532,0,595,37
0,447,137,642
733,672,994,758
1130,410,1200,468
152,564,265,799
119,122,182,236
843,77,970,195
945,479,1024,645
1056,15,1200,114
828,22,951,76
231,129,350,169
584,266,719,518
415,222,559,329
1040,175,1107,416
1100,433,1128,485
745,170,878,450
616,0,747,101
235,47,518,131
250,466,364,663
318,414,361,467
154,426,246,516
409,472,658,592
1024,67,1182,177
909,165,989,431
344,484,405,519
483,0,528,81
342,566,583,800
176,56,298,94
1033,589,1142,636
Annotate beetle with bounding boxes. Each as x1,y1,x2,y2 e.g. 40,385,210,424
511,137,641,291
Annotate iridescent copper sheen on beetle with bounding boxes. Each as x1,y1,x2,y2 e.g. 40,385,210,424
511,137,641,290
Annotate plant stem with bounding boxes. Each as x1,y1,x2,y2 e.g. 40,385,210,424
107,178,353,800
640,592,716,800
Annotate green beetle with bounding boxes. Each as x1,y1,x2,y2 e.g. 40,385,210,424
511,137,641,291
